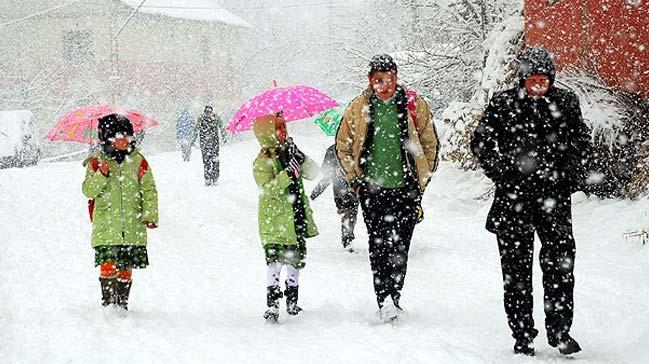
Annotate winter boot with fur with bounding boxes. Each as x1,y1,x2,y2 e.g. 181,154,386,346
115,279,132,311
285,283,302,316
99,277,116,306
263,286,282,323
549,333,582,355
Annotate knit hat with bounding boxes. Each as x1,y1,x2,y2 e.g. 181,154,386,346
97,113,133,143
518,47,556,86
368,54,398,76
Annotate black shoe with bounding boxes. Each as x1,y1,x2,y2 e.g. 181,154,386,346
265,286,283,322
263,307,279,323
513,338,535,356
99,277,116,306
342,239,354,253
115,279,132,310
549,333,582,355
285,283,302,315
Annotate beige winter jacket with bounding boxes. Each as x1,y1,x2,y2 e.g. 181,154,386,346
335,86,439,192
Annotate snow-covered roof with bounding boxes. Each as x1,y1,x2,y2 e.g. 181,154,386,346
120,1,251,28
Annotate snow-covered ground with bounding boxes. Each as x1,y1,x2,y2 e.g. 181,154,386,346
2,134,648,364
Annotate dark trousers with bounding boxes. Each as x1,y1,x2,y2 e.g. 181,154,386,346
180,141,191,162
496,196,576,341
339,204,358,246
360,186,418,307
201,144,220,182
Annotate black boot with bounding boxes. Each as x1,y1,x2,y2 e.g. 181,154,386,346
513,329,538,356
549,333,582,355
513,338,535,356
285,283,302,316
263,286,282,322
115,279,132,311
342,237,354,252
99,277,116,306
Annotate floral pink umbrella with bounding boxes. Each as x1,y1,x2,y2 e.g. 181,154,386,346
45,104,160,144
227,83,338,133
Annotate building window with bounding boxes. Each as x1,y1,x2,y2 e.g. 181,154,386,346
63,31,94,64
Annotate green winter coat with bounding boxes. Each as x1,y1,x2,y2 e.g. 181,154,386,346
82,150,158,247
252,115,319,246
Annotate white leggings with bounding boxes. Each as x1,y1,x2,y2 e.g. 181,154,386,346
267,263,299,287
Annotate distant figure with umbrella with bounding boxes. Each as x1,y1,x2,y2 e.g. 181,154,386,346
310,144,358,253
176,107,195,162
310,107,359,253
192,105,224,186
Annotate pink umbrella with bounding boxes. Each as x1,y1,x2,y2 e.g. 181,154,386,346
227,84,338,133
45,104,160,144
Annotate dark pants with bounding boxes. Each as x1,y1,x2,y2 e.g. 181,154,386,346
201,144,220,183
180,141,191,162
339,204,358,247
496,194,576,342
360,186,419,308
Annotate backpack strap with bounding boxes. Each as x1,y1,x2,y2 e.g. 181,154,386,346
87,158,100,222
138,157,149,181
407,89,418,127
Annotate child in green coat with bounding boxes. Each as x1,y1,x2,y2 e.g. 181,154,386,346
252,113,319,323
82,114,158,310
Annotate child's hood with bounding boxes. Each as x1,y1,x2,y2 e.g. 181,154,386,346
253,115,280,150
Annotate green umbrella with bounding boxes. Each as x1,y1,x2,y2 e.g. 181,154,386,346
313,107,344,136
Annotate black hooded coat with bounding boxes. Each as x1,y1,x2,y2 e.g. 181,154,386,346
471,48,591,234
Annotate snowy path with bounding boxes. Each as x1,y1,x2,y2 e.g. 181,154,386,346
2,135,648,364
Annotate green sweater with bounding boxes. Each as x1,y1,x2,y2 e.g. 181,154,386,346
366,98,406,188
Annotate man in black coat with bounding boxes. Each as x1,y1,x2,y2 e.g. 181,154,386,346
471,47,590,356
310,144,359,252
192,105,225,186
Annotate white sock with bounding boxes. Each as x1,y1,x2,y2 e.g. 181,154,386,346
266,262,283,287
285,265,299,287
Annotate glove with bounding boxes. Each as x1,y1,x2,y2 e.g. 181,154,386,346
143,221,157,229
416,205,424,224
287,158,301,178
286,138,305,165
98,160,109,176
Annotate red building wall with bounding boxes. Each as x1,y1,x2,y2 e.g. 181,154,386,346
525,0,649,99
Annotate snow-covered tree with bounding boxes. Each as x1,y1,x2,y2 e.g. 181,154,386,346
396,0,522,108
